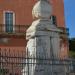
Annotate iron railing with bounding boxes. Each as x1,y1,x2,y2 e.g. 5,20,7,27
0,48,75,75
0,24,29,34
0,24,69,36
58,27,69,35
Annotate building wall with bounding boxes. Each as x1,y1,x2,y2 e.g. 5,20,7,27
0,0,68,58
0,37,26,47
0,0,65,26
51,0,65,27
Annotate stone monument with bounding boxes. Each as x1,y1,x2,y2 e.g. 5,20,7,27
23,0,67,75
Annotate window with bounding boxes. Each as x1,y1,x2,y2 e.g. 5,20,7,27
4,11,15,32
50,16,57,25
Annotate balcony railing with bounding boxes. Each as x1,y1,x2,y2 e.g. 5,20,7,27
0,25,69,37
0,24,29,36
58,27,69,35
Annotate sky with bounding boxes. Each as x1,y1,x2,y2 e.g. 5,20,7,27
64,0,75,38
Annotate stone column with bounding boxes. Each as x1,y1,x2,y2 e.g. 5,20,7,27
22,0,67,75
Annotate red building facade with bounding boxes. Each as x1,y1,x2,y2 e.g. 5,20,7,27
0,0,69,58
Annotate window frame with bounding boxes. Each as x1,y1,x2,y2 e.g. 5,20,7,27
3,11,15,32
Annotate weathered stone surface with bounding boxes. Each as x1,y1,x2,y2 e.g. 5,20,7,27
32,0,52,19
23,0,66,75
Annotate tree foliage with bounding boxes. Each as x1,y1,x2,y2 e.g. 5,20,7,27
69,38,75,58
69,38,75,51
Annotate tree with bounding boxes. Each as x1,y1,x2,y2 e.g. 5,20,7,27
69,38,75,58
69,38,75,51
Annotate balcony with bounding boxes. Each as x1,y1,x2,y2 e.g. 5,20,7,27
58,27,69,39
0,25,69,38
58,27,69,35
0,24,29,38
